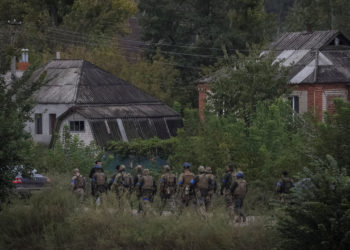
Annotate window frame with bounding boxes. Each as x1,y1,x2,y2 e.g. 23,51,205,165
69,120,85,133
35,113,43,135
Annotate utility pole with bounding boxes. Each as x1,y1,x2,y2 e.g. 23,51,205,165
7,19,22,80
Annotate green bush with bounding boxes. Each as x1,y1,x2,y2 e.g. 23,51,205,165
32,127,103,176
277,156,350,250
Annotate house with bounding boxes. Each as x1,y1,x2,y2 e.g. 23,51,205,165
25,59,183,146
198,30,350,120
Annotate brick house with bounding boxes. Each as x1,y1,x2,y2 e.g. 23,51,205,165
198,30,350,120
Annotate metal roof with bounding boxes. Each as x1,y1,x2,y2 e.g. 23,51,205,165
32,59,183,146
31,59,160,104
270,30,350,84
270,30,340,51
73,104,180,119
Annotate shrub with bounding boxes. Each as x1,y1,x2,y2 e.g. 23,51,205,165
277,156,350,250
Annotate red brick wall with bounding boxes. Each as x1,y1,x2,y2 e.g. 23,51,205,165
293,83,349,120
198,82,350,120
17,62,30,71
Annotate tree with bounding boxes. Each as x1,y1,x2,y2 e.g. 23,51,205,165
313,99,350,172
286,0,350,36
0,69,41,202
138,0,275,107
277,156,350,250
207,51,290,124
0,0,137,52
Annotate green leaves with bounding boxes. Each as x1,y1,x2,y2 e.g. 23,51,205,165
277,156,350,250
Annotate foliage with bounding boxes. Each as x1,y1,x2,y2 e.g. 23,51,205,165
169,100,306,184
208,51,290,124
120,51,181,106
137,0,275,108
313,99,350,172
0,67,42,202
33,126,103,176
0,173,278,250
277,155,350,250
107,137,178,160
286,0,350,36
0,0,137,52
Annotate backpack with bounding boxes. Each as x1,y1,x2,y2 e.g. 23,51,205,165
197,174,209,190
75,175,85,189
281,177,293,193
94,172,106,186
166,173,176,187
142,175,154,191
122,172,132,188
233,179,247,198
183,172,194,186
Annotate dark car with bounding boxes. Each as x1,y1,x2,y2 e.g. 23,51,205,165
13,169,51,196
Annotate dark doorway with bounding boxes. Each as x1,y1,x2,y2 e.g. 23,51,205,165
49,114,56,135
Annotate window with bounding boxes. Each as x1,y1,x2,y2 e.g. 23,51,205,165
69,121,85,132
35,114,42,134
288,96,299,113
49,114,56,135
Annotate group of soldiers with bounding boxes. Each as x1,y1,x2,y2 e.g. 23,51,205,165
71,160,249,222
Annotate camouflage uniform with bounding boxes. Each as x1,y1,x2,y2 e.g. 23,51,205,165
138,169,157,213
92,168,107,204
221,170,236,209
205,167,217,210
111,165,133,200
193,166,212,212
178,168,195,207
159,165,177,213
71,168,86,201
231,173,247,223
133,165,143,212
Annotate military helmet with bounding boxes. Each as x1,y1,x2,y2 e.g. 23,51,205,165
236,171,244,178
163,165,170,172
143,169,150,175
198,166,205,173
119,165,126,171
205,166,212,174
183,162,191,168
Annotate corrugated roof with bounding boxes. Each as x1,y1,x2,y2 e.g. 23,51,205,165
270,30,339,51
31,59,159,104
73,104,180,119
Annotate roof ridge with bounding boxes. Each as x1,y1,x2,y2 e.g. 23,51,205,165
73,60,85,104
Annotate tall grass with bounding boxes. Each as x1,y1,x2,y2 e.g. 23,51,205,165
0,173,278,250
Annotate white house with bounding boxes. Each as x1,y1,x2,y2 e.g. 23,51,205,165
25,59,182,146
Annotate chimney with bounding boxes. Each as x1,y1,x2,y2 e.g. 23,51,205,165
306,24,312,34
17,48,30,71
56,51,61,60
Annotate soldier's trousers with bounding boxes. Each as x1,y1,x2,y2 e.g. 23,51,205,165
141,189,154,213
197,189,211,211
73,188,85,202
160,193,176,213
233,197,246,222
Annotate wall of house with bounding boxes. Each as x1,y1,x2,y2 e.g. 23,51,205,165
294,83,349,120
198,83,349,121
25,104,72,145
59,113,94,145
290,89,308,113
